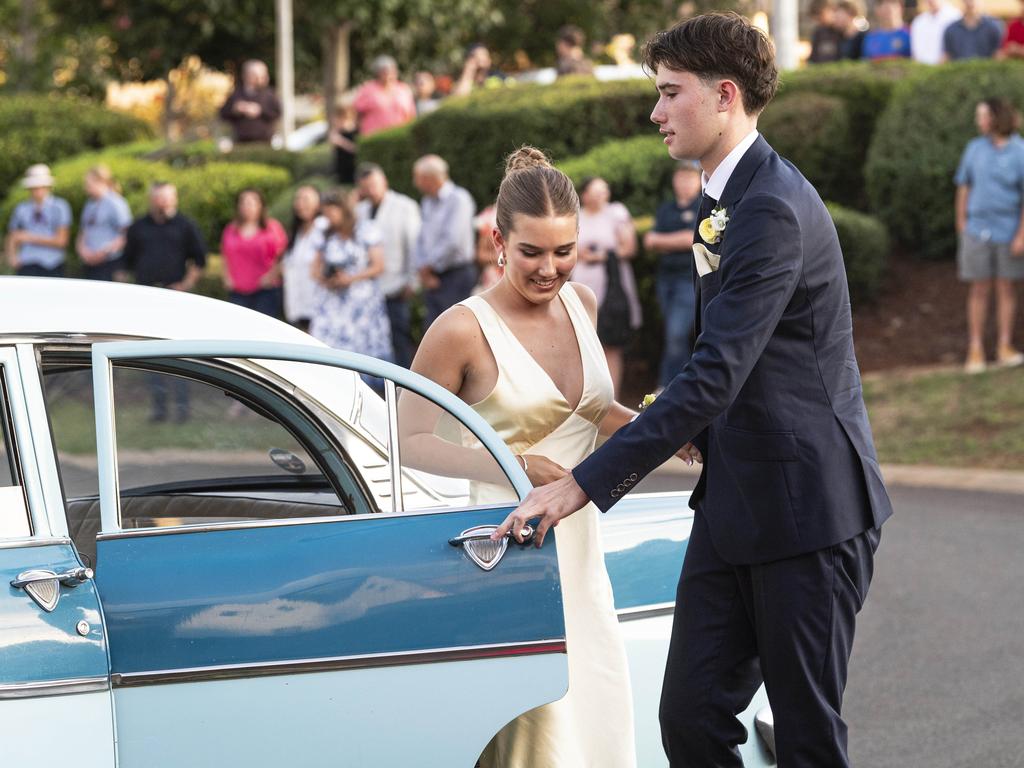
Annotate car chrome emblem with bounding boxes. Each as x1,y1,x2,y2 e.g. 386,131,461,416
15,570,60,612
457,526,508,571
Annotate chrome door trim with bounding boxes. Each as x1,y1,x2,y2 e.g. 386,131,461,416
94,502,520,541
91,340,531,534
384,379,403,514
616,602,676,622
0,346,44,538
0,676,109,700
0,536,71,550
111,638,567,688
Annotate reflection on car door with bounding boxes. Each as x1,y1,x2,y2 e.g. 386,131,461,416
88,340,568,768
0,346,114,767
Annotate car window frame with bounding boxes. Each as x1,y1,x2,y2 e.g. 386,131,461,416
38,349,381,526
90,340,531,536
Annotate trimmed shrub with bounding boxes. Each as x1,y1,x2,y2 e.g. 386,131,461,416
0,148,290,275
827,203,889,305
0,95,154,193
141,140,333,182
758,93,856,207
866,59,1024,260
558,135,676,217
361,77,659,202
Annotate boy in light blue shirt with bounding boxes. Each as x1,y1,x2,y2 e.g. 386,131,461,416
5,164,72,277
78,165,133,281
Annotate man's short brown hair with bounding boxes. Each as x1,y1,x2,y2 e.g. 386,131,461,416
641,13,779,115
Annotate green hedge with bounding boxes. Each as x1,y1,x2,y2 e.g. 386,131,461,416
827,203,889,305
0,148,291,275
759,93,856,207
361,76,659,202
0,95,154,195
149,140,333,181
866,60,1024,260
360,63,913,209
558,135,676,216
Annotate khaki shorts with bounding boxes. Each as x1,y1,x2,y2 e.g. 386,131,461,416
958,232,1024,281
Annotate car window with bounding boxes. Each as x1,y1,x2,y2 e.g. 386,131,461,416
41,356,377,562
0,368,29,538
396,386,517,511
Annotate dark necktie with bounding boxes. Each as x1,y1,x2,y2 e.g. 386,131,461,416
697,192,717,233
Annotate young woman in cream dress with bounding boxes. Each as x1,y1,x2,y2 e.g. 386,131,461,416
407,147,700,767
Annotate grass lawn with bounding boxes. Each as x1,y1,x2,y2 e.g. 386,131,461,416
863,365,1024,470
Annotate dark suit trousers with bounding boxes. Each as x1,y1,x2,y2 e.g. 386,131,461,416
660,507,880,767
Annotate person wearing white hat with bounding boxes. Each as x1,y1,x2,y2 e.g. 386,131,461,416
4,164,72,277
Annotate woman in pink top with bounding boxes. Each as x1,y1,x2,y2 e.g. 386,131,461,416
354,56,417,137
221,188,288,316
573,176,642,397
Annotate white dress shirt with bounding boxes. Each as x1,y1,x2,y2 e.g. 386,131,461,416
356,190,421,298
702,129,760,202
910,3,962,64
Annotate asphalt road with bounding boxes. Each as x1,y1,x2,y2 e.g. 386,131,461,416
639,469,1024,768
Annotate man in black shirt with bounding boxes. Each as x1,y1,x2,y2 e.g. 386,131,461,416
121,181,206,422
121,182,206,290
644,161,702,389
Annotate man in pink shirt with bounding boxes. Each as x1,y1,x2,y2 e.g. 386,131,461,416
354,56,417,137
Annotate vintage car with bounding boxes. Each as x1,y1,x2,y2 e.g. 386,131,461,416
0,277,774,767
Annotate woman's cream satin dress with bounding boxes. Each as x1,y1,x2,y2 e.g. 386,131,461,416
462,284,636,768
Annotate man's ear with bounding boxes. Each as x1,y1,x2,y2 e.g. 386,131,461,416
717,80,742,113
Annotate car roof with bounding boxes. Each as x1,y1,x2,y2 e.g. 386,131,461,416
0,277,316,344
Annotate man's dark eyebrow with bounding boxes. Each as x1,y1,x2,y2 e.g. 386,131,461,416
656,82,679,92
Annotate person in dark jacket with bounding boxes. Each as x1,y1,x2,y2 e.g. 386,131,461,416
218,59,281,144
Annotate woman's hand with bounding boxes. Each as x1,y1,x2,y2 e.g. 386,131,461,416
331,272,354,289
676,442,703,466
519,454,569,486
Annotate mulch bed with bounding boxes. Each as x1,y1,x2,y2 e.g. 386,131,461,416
854,253,1024,372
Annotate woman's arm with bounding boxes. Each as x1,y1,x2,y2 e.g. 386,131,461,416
615,208,638,259
955,185,969,234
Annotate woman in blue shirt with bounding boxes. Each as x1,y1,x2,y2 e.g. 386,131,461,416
954,97,1024,372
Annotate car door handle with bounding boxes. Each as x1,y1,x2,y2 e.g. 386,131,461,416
448,525,534,547
448,525,534,571
11,567,94,589
11,567,93,613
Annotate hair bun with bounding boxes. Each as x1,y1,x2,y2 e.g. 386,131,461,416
505,146,552,174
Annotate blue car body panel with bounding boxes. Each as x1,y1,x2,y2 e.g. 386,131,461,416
0,543,108,684
96,506,564,676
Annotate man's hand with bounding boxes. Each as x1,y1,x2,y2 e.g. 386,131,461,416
1012,233,1024,258
676,442,702,466
419,266,441,290
493,473,589,548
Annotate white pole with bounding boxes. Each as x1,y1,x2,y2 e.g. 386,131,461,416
772,0,800,70
275,0,296,145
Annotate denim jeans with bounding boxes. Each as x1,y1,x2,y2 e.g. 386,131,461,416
229,287,282,318
656,271,696,389
386,295,413,368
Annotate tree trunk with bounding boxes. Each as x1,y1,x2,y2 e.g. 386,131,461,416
163,74,176,143
323,21,352,118
15,0,39,91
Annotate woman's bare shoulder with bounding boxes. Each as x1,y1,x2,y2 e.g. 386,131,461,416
568,281,598,324
419,304,485,356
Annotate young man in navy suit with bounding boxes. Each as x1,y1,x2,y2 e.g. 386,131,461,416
499,13,893,767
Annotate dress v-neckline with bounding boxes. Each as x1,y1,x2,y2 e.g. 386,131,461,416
480,288,588,414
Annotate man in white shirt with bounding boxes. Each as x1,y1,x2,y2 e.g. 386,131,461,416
355,163,421,367
911,0,962,62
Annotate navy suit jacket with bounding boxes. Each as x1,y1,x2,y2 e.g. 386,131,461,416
573,136,893,564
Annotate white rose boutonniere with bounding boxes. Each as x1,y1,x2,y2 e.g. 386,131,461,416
698,205,729,245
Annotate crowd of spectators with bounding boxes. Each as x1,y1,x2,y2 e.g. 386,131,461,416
808,0,1024,62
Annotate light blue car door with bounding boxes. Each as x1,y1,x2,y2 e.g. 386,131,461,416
0,345,114,767
88,340,568,768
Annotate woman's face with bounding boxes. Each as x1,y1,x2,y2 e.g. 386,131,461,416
976,103,993,135
238,191,263,223
293,187,320,222
581,179,610,210
322,203,345,229
494,214,578,305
